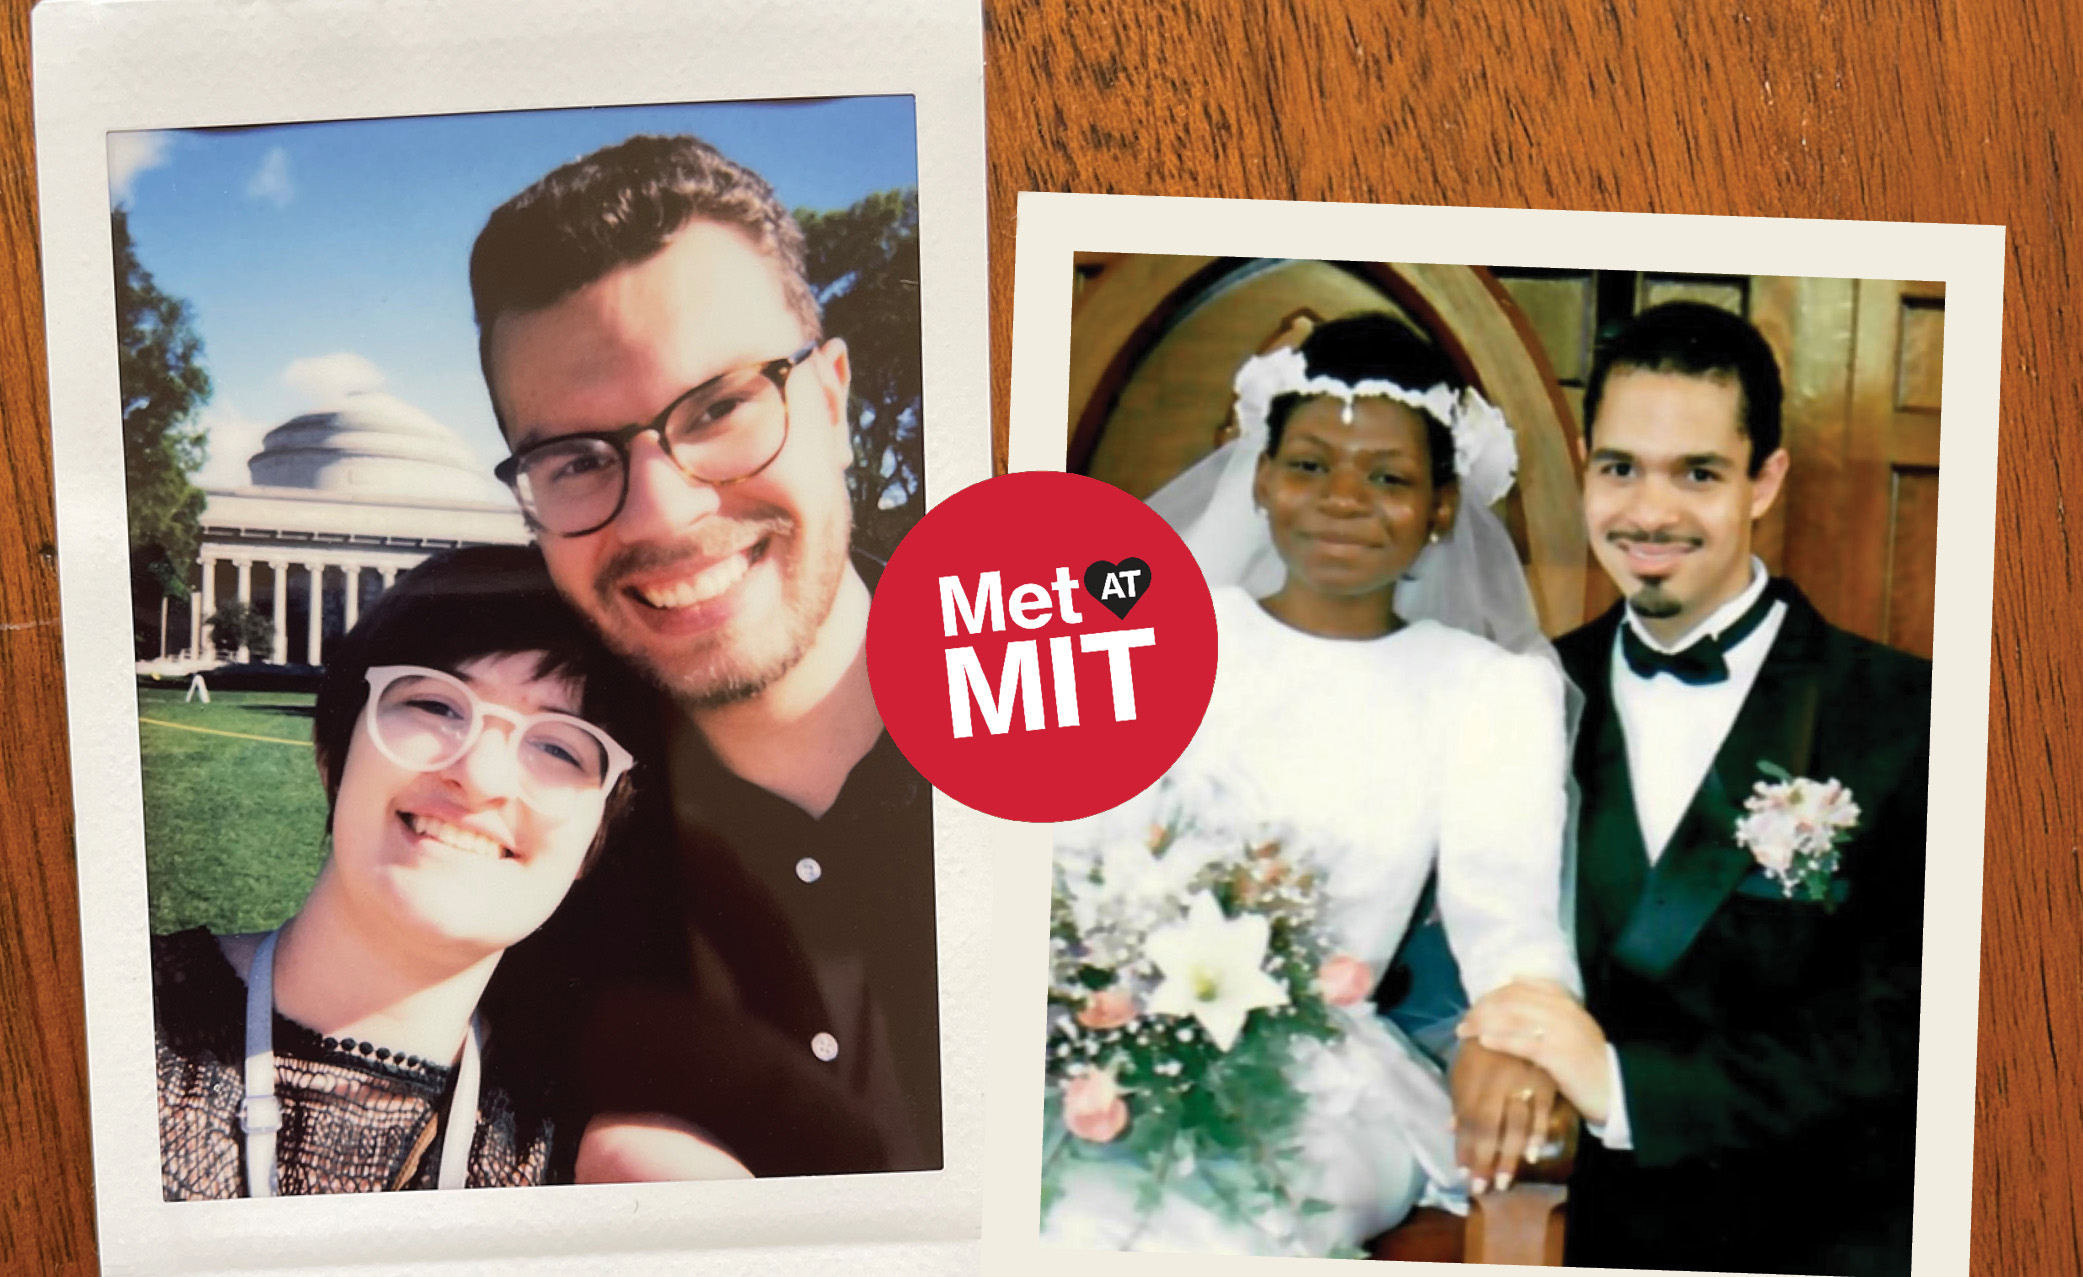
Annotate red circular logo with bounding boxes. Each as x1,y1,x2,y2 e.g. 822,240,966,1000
867,472,1218,823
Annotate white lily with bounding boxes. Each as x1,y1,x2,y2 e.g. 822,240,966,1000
1144,891,1290,1051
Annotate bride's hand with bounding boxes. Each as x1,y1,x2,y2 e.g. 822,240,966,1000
1458,980,1613,1125
1448,1039,1560,1194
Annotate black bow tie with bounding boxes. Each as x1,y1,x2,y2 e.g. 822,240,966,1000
1621,583,1779,685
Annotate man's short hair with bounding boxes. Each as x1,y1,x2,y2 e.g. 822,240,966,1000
468,134,822,427
1582,301,1785,476
312,544,644,867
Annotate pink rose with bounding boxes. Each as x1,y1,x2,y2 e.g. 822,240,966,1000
1077,987,1139,1030
1317,954,1374,1007
1063,1070,1129,1143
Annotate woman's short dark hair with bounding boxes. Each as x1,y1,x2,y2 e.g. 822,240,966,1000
1264,314,1463,489
311,545,647,865
468,133,821,432
1582,301,1785,476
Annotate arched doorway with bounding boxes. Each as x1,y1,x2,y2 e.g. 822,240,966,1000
1068,255,1588,635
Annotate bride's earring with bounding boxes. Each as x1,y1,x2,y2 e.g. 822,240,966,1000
1402,529,1444,581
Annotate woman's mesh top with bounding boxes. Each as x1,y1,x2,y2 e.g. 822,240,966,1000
153,927,556,1199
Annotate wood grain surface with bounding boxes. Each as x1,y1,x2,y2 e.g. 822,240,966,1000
0,0,2073,1270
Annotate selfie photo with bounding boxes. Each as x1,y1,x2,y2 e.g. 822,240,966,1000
116,97,943,1200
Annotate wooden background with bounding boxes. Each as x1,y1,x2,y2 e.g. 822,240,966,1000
0,0,2075,1269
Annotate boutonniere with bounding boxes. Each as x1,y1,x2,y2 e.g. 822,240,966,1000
1733,762,1862,905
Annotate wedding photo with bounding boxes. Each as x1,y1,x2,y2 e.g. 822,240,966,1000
113,97,944,1199
1024,239,1972,1273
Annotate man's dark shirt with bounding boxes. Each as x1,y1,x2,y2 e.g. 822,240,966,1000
490,554,942,1179
645,714,942,1172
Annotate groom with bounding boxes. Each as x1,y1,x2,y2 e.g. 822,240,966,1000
1462,302,1929,1275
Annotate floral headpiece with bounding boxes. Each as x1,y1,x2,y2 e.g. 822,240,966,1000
1231,345,1519,508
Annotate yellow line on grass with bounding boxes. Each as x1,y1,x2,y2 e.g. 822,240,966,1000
137,717,312,747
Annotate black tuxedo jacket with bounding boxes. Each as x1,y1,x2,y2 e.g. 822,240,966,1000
1556,582,1929,1276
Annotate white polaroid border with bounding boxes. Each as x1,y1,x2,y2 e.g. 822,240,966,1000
32,0,993,1273
992,193,2003,1277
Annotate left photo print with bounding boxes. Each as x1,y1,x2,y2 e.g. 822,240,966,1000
35,0,992,1271
125,99,940,1198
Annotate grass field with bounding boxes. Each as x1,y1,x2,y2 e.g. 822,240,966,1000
137,687,331,936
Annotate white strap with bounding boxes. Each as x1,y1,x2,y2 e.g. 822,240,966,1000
240,930,283,1199
437,1016,483,1190
241,928,483,1195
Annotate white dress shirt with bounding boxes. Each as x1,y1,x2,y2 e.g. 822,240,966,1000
1595,559,1785,1151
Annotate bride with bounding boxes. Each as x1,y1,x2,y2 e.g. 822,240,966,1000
1044,313,1580,1256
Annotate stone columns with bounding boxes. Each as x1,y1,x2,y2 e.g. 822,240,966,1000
344,564,362,632
269,560,290,665
306,564,324,666
198,555,217,659
188,560,205,659
233,560,254,662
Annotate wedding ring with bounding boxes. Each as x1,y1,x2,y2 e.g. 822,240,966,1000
1512,1087,1537,1104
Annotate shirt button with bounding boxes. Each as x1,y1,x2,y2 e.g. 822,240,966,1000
795,857,822,883
811,1032,839,1062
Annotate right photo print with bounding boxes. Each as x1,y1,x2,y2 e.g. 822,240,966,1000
1033,248,1962,1272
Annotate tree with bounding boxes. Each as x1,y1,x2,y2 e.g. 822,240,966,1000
797,189,922,561
206,601,274,662
115,206,213,654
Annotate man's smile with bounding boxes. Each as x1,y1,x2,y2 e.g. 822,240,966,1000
1609,532,1702,577
624,541,762,611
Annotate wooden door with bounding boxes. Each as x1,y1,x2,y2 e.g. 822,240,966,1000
1765,279,1945,658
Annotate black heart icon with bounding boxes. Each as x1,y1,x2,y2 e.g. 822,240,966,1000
1083,557,1154,620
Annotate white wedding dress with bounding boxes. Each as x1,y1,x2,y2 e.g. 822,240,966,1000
1045,586,1579,1257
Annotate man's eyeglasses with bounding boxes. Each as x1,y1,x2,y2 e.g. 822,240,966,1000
494,343,821,537
362,665,635,814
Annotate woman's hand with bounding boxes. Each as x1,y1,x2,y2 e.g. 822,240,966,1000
1449,1039,1560,1193
576,1113,753,1183
1458,978,1613,1125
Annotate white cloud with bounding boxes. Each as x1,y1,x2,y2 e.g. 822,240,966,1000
282,352,386,405
107,131,173,204
194,402,272,489
244,146,294,209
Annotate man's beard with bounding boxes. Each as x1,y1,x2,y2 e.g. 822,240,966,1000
1608,529,1698,622
1627,581,1685,620
592,514,851,710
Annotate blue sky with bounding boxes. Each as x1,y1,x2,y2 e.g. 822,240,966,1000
109,97,919,488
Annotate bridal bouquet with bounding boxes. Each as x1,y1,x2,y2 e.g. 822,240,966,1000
1043,776,1362,1242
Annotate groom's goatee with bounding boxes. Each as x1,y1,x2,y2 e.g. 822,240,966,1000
1628,586,1685,619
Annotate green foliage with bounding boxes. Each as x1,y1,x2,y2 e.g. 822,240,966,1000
116,207,213,650
136,687,329,935
797,189,922,560
206,601,275,659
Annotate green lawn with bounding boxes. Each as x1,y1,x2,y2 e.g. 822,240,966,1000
137,687,331,936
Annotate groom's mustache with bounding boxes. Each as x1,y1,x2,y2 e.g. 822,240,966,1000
1606,529,1705,550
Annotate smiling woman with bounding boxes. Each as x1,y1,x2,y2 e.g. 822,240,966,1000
148,545,720,1198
